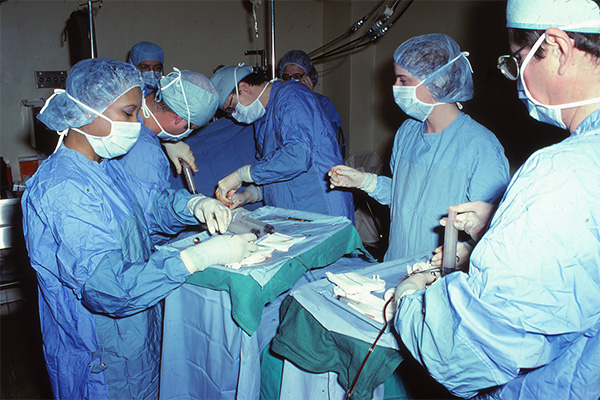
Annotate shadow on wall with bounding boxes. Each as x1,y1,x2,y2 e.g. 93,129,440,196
463,1,568,173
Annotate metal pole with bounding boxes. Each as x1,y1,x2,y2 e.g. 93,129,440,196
270,0,276,79
88,1,95,58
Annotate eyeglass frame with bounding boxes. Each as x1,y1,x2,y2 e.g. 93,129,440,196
497,45,527,81
281,72,305,81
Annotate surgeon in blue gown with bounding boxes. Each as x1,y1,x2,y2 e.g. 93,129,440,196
279,50,346,158
21,58,257,399
329,34,509,263
129,41,164,96
392,1,600,398
118,68,219,243
210,65,354,222
169,116,263,211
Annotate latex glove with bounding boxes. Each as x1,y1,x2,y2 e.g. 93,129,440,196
328,165,377,193
430,241,474,271
440,201,497,242
216,170,244,206
394,272,438,308
180,233,258,273
163,141,197,174
230,189,257,210
187,196,232,234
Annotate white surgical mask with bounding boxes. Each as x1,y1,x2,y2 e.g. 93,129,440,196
518,21,600,130
232,81,271,124
393,51,470,122
142,71,162,90
141,100,192,141
67,92,141,159
393,83,444,122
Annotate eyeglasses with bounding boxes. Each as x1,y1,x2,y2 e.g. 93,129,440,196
282,73,305,81
224,94,235,115
497,46,526,81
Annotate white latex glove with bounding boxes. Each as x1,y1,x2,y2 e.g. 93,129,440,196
230,188,257,210
163,141,197,174
180,233,258,273
216,170,244,207
440,201,497,242
328,165,377,193
187,195,232,234
394,272,439,308
430,241,474,271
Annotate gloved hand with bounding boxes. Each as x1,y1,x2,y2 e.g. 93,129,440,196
440,201,497,242
394,272,439,308
163,141,197,174
430,241,474,271
230,188,257,209
180,233,258,273
216,170,244,206
187,195,232,234
328,165,377,193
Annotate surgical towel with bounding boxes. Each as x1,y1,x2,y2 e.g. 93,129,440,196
185,207,367,335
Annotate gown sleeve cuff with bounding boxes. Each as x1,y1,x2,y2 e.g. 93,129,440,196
237,165,253,183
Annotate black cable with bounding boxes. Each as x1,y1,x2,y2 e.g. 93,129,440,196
308,0,386,57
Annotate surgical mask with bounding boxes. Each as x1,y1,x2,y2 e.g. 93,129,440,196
518,21,600,130
66,92,141,159
142,71,162,90
141,100,192,141
392,51,470,122
231,81,271,124
154,68,193,140
392,83,444,122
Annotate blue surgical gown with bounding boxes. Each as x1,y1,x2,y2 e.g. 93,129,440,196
169,117,262,211
252,80,354,221
118,121,195,243
315,92,346,158
395,110,600,399
370,113,509,260
21,145,195,399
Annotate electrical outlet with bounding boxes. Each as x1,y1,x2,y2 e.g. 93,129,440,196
35,71,67,89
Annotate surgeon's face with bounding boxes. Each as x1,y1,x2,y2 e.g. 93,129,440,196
83,87,143,137
224,82,259,113
509,39,554,105
137,60,163,74
393,64,437,104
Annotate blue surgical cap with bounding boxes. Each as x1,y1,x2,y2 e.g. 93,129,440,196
37,58,143,131
507,0,600,33
129,41,164,67
279,50,319,87
157,69,219,127
209,65,253,109
393,33,474,103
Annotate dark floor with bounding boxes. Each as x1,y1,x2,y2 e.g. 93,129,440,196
1,249,53,400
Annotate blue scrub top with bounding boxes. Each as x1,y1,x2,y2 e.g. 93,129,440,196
395,110,600,399
21,146,194,399
169,117,262,211
370,113,509,260
252,81,354,221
